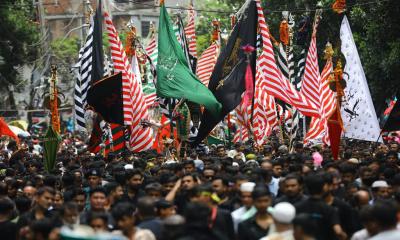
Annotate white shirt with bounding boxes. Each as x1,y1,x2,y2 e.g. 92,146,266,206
231,206,256,233
369,229,400,240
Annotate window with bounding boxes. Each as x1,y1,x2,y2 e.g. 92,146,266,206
141,21,151,37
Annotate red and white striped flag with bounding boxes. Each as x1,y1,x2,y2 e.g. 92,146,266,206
233,125,249,143
255,0,319,119
305,58,335,144
184,5,197,58
146,36,157,56
196,42,219,86
104,12,154,152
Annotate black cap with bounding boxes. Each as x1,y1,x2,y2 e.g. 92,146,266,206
86,169,101,178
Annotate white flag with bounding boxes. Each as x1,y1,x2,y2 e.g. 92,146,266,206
340,16,382,142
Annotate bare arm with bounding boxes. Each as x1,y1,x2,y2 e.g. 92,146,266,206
165,179,181,202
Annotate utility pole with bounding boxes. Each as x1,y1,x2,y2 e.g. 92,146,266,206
36,0,48,54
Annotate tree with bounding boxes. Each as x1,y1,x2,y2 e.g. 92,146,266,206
0,0,40,109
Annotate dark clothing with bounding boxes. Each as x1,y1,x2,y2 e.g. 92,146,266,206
0,220,18,240
211,208,235,240
137,218,163,240
331,197,356,237
177,225,228,240
17,208,55,229
119,189,145,205
275,194,308,205
295,197,340,240
174,192,190,214
237,216,270,240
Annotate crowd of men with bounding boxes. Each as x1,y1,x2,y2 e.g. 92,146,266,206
0,134,400,240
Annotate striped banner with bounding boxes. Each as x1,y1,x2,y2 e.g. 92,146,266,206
233,125,249,143
105,12,154,152
255,0,319,119
184,5,197,58
196,42,219,87
74,21,93,131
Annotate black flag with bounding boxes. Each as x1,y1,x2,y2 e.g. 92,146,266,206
91,0,104,83
383,97,400,131
87,72,124,125
194,0,257,145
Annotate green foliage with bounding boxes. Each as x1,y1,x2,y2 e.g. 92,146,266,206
0,0,39,88
51,38,79,63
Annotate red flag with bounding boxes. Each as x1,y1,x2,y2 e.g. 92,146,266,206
0,118,19,143
328,109,343,160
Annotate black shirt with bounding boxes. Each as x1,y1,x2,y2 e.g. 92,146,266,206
0,220,17,240
237,216,270,240
295,197,340,240
332,197,356,236
211,208,235,240
275,194,308,205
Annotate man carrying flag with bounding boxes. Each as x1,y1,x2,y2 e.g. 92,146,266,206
156,0,221,119
194,0,257,145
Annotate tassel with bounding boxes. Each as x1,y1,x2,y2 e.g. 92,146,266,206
279,19,289,45
241,45,255,109
332,0,346,14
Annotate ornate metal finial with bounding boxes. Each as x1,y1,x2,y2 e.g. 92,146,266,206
324,42,334,60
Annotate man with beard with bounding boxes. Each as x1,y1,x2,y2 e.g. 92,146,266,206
166,173,199,213
104,182,124,210
211,174,233,211
17,186,55,230
80,187,114,228
275,174,308,205
120,169,145,205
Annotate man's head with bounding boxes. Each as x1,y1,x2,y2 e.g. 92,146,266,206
252,186,272,213
372,180,390,200
268,202,296,225
293,214,317,240
387,150,398,164
156,199,176,219
239,182,256,208
304,173,327,197
23,185,37,199
0,197,15,219
283,174,303,198
86,169,102,189
366,200,398,234
216,145,226,158
181,173,198,191
202,166,216,182
340,163,357,186
35,187,55,211
89,187,107,211
125,169,143,191
183,160,196,174
111,202,136,235
104,182,124,202
211,175,229,199
88,211,109,232
272,160,283,178
72,189,86,212
145,183,163,200
59,202,79,225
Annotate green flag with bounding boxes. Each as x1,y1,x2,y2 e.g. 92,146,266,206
43,126,61,173
156,3,221,117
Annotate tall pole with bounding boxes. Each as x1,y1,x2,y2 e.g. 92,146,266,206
37,0,48,54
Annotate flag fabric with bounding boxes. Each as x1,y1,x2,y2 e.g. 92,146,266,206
88,117,125,155
383,97,400,131
195,0,257,145
74,22,93,131
105,12,154,152
304,58,335,144
196,42,220,86
87,72,124,125
156,2,221,118
340,16,381,142
175,15,196,72
233,125,249,143
91,0,105,83
251,2,281,146
184,5,197,59
255,0,319,118
0,118,19,143
43,126,61,173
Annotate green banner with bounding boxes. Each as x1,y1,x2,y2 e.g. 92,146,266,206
43,126,61,173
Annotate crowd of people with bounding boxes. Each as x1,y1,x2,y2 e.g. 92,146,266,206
0,134,400,240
